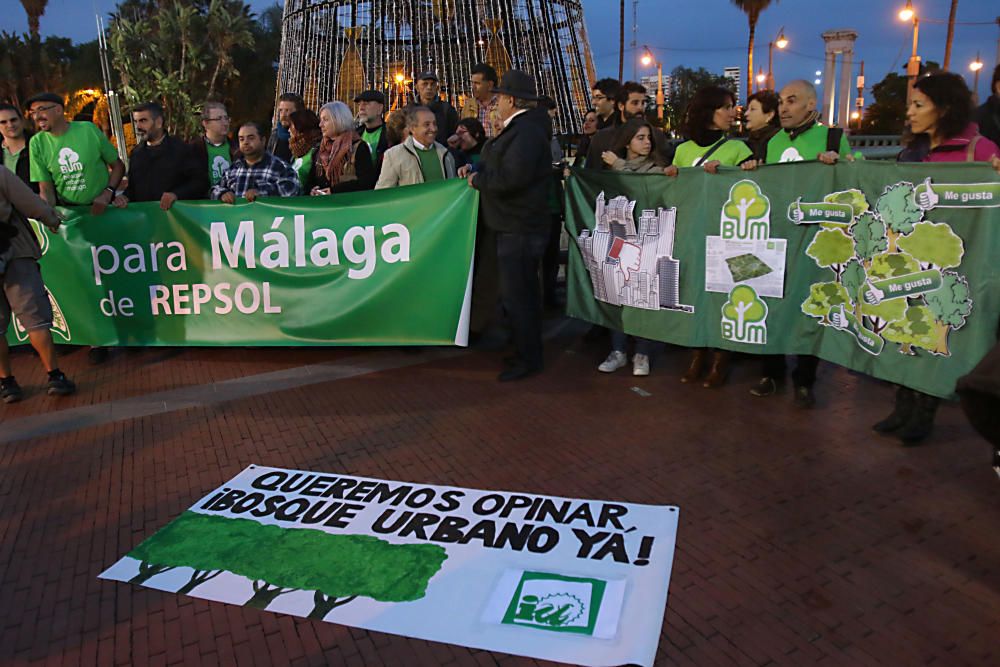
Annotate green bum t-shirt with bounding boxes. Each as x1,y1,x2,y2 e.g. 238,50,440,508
291,150,313,189
29,121,118,205
672,138,752,168
416,146,444,182
766,124,854,163
206,140,233,187
361,126,383,164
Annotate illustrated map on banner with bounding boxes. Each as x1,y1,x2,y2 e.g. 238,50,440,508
565,163,1000,399
100,466,680,667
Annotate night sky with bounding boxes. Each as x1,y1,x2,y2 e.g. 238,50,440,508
3,0,998,99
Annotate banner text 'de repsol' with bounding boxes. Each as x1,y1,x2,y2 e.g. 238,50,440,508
7,180,478,347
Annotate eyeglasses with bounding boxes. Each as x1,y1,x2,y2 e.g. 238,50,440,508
28,104,59,116
592,94,608,101
204,115,230,122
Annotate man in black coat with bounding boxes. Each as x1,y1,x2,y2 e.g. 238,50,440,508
465,70,552,381
114,102,207,210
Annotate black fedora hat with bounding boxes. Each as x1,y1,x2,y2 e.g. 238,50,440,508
493,70,540,101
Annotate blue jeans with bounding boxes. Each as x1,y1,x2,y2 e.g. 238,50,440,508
611,330,657,356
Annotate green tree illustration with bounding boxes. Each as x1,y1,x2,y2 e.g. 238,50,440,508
867,251,920,279
723,181,769,230
874,182,923,252
895,221,964,271
824,188,870,218
923,272,972,356
841,260,867,305
722,285,767,330
801,282,850,324
127,512,447,617
128,509,259,591
858,251,916,334
851,212,888,265
806,228,854,281
883,304,937,355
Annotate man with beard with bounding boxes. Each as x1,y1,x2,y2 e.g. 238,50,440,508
211,122,300,203
354,90,389,176
113,102,206,210
584,81,672,169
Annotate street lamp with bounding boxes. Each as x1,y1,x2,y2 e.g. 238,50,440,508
767,27,788,91
641,45,664,121
970,53,984,102
756,69,766,93
899,1,921,105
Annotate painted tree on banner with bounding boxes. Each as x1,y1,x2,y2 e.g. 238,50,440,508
127,512,448,618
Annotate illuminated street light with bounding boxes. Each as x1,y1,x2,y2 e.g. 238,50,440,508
899,1,921,104
899,0,914,22
640,46,664,121
970,52,984,101
767,27,788,90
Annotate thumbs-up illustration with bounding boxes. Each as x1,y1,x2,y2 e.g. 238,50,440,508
863,280,885,305
916,177,939,209
830,304,849,331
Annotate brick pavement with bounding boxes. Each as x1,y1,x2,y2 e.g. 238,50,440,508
2,325,999,666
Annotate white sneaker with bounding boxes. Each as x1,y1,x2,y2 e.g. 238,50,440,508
598,351,628,373
632,353,650,376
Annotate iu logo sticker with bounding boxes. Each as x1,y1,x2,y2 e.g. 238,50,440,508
501,571,607,635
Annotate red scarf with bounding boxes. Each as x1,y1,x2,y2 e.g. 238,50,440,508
317,132,359,186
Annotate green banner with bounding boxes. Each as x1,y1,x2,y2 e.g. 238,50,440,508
7,180,478,347
565,162,1000,398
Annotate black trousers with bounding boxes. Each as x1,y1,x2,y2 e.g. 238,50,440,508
496,230,548,369
542,212,563,301
761,354,819,388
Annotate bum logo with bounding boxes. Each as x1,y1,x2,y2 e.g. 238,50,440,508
721,285,768,345
58,147,83,174
212,155,230,181
501,571,606,635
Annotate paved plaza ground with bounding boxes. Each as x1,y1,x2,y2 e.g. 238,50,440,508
2,319,999,666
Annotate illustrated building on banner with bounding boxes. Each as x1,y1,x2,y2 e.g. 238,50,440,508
577,192,694,312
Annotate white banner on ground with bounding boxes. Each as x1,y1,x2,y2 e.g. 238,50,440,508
100,465,679,667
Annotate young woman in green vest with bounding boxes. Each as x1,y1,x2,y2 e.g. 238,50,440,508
665,86,753,387
287,109,323,192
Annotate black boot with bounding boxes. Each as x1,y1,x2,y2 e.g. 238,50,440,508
873,386,916,435
897,392,940,445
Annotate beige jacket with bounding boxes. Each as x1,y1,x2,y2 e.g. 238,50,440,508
374,136,457,189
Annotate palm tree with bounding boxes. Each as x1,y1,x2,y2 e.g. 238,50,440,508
20,0,48,41
730,0,776,101
205,0,254,98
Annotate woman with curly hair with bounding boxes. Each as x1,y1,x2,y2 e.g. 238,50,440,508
876,72,1000,445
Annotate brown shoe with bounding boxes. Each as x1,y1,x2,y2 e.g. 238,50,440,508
681,349,707,383
703,350,731,388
